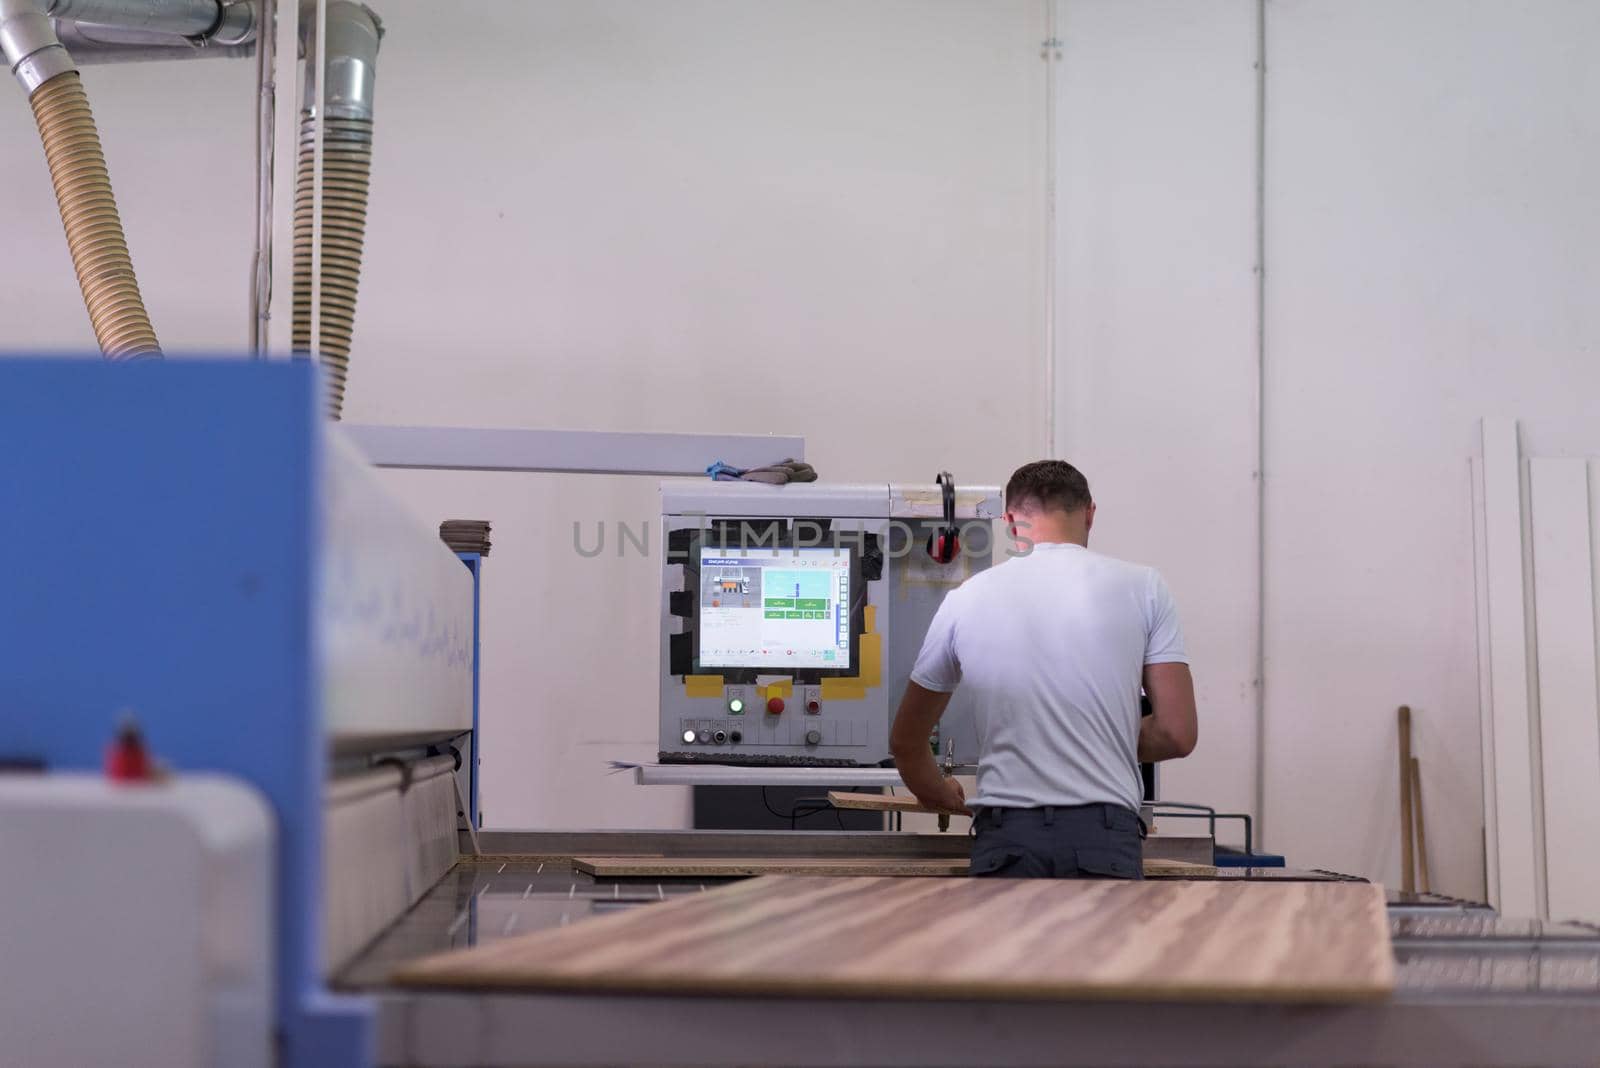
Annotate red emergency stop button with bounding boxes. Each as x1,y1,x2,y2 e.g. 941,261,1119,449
767,697,785,715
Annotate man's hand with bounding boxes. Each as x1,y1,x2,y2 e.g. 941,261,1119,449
917,774,968,816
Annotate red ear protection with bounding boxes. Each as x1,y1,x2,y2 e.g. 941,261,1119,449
926,471,960,564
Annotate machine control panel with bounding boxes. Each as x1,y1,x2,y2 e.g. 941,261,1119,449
659,481,1001,766
674,714,858,749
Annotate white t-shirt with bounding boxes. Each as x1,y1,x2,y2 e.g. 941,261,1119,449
909,542,1188,814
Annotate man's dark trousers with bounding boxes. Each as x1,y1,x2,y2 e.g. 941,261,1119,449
970,803,1143,879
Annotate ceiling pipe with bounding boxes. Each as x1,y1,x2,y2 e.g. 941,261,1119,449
49,0,253,61
46,0,251,40
53,18,252,61
1,0,75,90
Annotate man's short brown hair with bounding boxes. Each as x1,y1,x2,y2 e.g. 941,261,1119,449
1005,459,1092,515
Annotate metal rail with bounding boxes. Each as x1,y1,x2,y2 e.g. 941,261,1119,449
342,424,806,477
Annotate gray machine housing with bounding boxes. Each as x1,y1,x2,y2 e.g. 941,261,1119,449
659,480,1002,766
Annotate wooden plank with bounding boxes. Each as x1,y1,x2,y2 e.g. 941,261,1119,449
394,875,1393,1003
570,856,1218,878
1398,705,1415,894
1478,418,1541,917
1530,459,1600,921
1469,454,1501,906
1410,757,1430,895
577,856,967,877
828,790,931,813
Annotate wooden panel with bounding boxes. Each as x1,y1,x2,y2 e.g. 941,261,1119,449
1531,460,1600,921
1469,454,1501,907
577,856,966,877
571,856,1218,878
828,790,930,813
394,875,1393,1002
1478,418,1542,917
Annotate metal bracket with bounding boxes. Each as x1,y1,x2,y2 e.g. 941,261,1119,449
453,772,480,857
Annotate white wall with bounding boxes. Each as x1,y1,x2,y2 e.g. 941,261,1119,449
1053,0,1262,837
1263,0,1600,898
1054,0,1600,899
346,1,1049,828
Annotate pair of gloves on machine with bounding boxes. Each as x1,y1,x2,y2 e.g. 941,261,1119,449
705,458,817,484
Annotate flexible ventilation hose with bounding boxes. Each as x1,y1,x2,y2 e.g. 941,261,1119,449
29,70,160,359
291,110,371,418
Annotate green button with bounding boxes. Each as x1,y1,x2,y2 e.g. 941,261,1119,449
728,698,745,715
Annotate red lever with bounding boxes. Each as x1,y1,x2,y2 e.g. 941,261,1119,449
104,715,154,782
767,697,785,715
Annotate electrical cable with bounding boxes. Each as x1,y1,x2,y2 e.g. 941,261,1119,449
759,786,790,824
794,794,845,831
763,786,846,830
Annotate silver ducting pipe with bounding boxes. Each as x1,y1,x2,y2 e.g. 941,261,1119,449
52,17,253,62
48,0,223,36
248,0,273,354
48,0,254,61
1,0,74,89
293,0,379,418
1,0,160,358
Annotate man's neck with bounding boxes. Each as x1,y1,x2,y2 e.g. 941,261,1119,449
1018,518,1089,548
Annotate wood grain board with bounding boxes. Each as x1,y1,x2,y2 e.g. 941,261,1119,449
576,855,966,876
828,790,933,813
571,855,1218,878
394,875,1394,1002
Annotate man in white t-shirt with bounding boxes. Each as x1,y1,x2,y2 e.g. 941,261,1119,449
889,460,1198,878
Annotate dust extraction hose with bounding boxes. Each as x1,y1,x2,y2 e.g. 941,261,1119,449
292,0,379,420
29,71,160,359
291,110,369,418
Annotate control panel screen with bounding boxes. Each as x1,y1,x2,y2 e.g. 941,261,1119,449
696,547,852,670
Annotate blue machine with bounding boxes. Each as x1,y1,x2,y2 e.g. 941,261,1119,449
0,358,479,1067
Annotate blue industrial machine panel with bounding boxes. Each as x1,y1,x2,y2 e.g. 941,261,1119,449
0,358,358,1067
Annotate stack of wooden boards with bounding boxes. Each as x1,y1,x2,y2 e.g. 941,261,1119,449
394,875,1394,1003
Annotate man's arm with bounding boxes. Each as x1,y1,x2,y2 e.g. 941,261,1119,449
889,681,967,814
1139,662,1198,762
